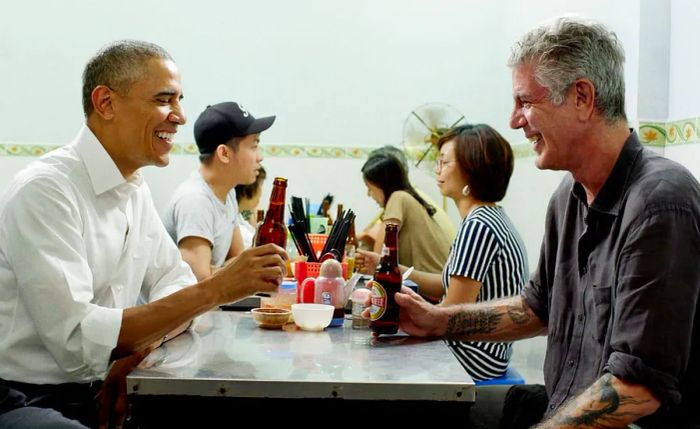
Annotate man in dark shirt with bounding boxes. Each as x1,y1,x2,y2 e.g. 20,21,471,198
393,16,700,429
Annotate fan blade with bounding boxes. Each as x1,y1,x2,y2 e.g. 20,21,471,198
411,111,434,135
415,144,434,167
449,115,465,129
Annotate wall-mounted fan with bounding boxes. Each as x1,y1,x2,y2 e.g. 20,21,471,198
402,103,466,176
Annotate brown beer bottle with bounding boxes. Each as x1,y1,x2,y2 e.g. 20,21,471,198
345,217,358,273
369,223,401,334
254,177,288,248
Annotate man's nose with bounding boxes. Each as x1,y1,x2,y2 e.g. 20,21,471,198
170,103,186,125
509,107,525,129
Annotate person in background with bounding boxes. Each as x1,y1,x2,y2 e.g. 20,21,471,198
235,165,267,249
387,16,700,428
356,145,436,253
0,41,286,428
163,102,275,281
358,124,528,381
357,149,455,274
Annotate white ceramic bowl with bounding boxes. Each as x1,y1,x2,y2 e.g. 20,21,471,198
291,303,334,331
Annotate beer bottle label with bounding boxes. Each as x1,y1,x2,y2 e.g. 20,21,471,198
368,280,387,321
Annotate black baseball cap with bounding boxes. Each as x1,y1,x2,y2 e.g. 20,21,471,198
194,102,276,155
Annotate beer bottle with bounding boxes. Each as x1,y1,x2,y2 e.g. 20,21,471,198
345,217,358,273
254,177,288,248
369,223,401,334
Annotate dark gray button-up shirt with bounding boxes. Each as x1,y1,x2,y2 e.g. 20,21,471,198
522,132,700,426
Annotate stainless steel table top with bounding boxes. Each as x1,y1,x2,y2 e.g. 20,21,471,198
128,311,475,402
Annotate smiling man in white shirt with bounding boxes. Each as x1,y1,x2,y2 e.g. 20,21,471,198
0,40,286,428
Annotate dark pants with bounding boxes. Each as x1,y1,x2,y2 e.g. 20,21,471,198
0,379,102,428
468,384,548,429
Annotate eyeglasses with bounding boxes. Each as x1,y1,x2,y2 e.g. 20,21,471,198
436,159,455,171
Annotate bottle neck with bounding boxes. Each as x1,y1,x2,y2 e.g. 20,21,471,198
346,220,357,246
265,180,287,223
381,224,399,266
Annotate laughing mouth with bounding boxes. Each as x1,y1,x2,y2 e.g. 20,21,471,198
156,131,175,143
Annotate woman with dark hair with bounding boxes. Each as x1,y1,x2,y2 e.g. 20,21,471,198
358,124,528,381
359,150,455,274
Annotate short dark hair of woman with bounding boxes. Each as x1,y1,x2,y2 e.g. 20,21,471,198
437,124,514,202
235,165,267,204
361,152,436,216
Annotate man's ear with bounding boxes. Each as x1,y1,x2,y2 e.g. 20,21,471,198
572,79,596,121
215,144,231,164
91,85,116,120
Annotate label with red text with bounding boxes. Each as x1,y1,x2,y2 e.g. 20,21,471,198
368,280,387,321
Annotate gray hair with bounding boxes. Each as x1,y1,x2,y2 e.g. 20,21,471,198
82,40,173,117
508,16,627,123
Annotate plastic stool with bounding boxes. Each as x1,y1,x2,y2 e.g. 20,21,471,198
475,366,525,386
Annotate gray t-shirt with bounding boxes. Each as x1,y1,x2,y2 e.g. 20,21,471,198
162,170,238,267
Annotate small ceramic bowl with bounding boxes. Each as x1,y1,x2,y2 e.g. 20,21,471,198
251,307,291,329
291,303,334,331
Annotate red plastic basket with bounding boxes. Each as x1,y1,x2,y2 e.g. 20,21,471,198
307,233,328,258
294,260,348,282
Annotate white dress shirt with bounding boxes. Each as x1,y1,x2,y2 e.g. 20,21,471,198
0,126,196,384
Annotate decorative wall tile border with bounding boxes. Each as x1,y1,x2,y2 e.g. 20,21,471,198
1,120,696,159
638,118,700,147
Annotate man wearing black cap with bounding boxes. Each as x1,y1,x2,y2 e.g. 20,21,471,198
163,102,276,281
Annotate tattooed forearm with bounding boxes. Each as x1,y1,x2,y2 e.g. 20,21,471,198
539,374,655,429
446,307,503,336
506,299,532,324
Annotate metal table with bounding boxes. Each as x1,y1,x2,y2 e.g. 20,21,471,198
127,311,474,425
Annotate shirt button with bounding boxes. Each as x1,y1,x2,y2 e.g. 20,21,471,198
568,360,575,367
577,314,584,322
549,404,556,410
582,266,588,274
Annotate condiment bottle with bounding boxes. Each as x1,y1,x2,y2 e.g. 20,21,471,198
314,259,346,327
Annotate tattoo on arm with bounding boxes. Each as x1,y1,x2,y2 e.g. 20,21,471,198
546,374,652,428
506,299,532,325
447,307,503,336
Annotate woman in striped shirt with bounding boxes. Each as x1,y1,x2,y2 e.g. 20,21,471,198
358,124,528,380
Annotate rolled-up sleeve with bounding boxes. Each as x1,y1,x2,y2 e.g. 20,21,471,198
606,204,700,406
3,177,121,379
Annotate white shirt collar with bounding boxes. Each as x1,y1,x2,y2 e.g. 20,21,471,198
73,125,143,196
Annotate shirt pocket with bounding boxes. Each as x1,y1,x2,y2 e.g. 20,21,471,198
591,283,613,343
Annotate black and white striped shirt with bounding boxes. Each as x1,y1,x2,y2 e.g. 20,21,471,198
442,205,528,381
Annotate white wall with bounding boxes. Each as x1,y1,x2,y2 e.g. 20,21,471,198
669,0,700,120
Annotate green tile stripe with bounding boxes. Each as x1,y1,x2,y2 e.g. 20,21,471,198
638,118,700,147
1,120,696,159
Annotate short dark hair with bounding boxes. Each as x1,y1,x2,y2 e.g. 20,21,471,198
198,136,242,164
82,40,172,117
361,151,436,216
235,165,267,203
437,124,514,202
